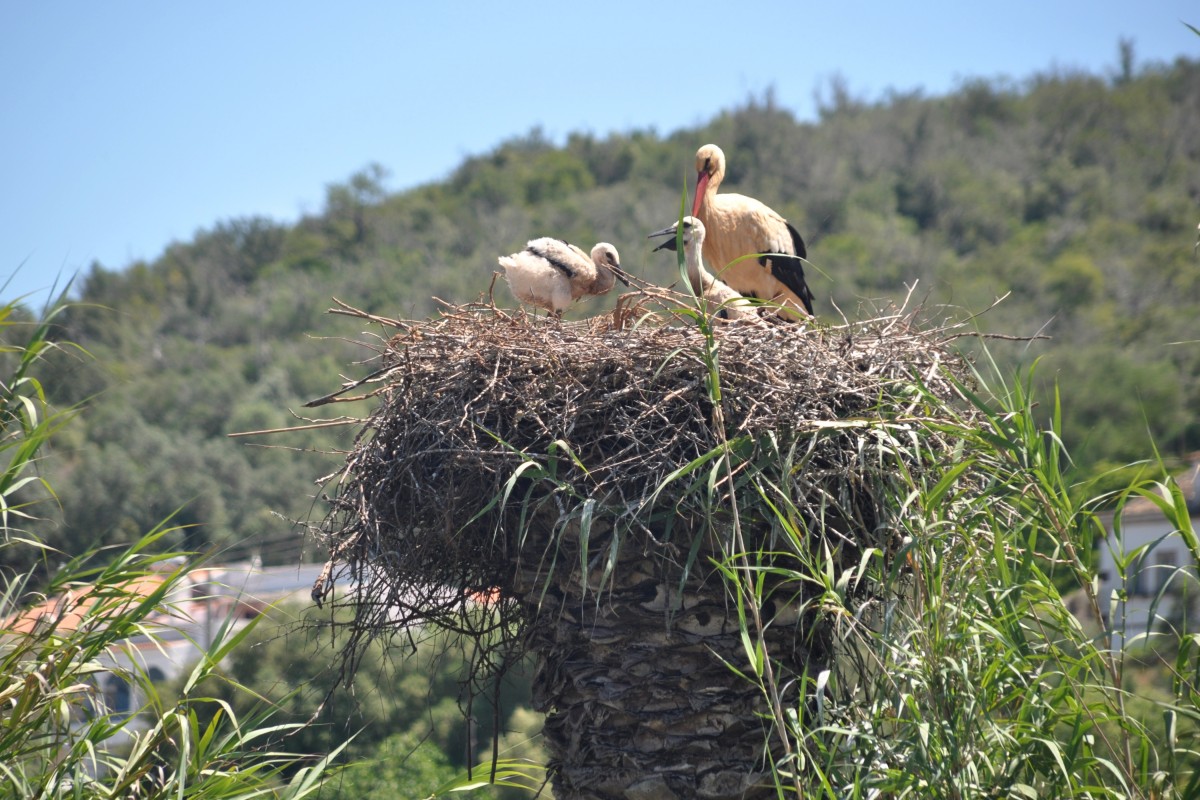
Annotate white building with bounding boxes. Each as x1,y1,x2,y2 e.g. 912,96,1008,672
1095,464,1200,649
112,558,327,719
10,557,327,728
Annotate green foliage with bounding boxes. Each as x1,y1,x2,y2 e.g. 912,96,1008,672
20,52,1200,565
7,45,1200,794
0,294,340,798
327,730,465,800
1,534,346,798
183,604,539,795
699,352,1200,797
0,298,77,536
328,712,544,800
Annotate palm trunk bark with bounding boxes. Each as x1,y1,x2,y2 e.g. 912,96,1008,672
514,519,825,799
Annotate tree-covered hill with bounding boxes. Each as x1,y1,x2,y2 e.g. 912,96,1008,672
15,51,1200,566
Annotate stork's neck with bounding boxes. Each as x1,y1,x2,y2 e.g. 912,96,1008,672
683,243,714,296
695,189,729,236
592,263,618,294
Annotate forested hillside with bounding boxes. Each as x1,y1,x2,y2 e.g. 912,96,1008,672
15,53,1200,566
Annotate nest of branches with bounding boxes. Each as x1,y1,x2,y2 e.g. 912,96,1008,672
309,293,975,669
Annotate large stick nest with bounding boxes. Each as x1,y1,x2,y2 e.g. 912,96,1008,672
309,296,973,663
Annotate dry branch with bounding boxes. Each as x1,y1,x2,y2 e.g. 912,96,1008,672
311,297,971,657
309,299,976,797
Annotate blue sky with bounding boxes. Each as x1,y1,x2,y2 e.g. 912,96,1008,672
2,2,1196,309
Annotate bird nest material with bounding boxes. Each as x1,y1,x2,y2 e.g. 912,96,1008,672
306,293,985,797
309,294,971,665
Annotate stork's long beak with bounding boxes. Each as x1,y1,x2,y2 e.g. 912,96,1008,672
610,265,632,287
648,224,680,253
691,171,710,217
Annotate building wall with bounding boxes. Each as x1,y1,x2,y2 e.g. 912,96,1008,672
1096,513,1199,650
87,560,326,727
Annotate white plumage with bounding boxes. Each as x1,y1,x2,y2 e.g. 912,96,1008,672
650,216,754,321
690,143,813,319
498,238,627,318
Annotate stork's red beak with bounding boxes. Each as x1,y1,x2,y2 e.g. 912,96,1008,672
691,171,709,217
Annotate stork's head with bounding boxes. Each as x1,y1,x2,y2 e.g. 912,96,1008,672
648,216,706,254
692,143,725,216
591,242,630,286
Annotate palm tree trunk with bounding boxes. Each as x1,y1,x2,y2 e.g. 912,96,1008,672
514,519,825,799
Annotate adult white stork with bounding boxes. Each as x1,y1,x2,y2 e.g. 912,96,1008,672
689,143,814,319
498,238,628,318
649,216,754,321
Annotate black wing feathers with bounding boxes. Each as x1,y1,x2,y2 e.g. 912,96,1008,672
758,222,813,315
526,240,578,278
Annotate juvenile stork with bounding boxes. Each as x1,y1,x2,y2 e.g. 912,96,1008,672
498,238,628,318
649,216,754,320
689,143,814,319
